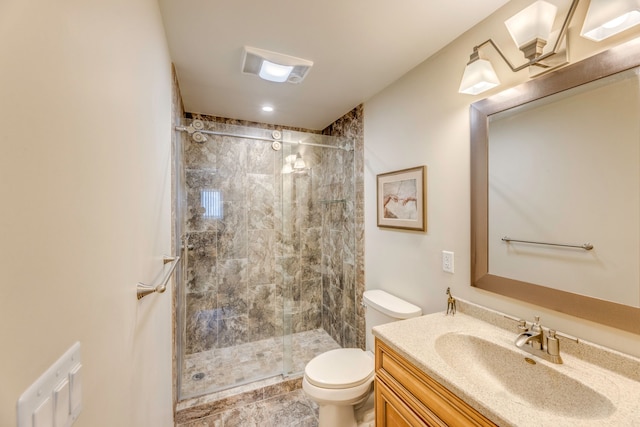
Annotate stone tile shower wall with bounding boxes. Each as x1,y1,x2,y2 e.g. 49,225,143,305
182,108,364,355
322,105,365,349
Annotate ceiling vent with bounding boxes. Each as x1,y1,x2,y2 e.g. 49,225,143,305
242,46,313,84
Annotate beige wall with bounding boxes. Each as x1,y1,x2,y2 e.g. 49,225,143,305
0,1,174,426
364,0,640,357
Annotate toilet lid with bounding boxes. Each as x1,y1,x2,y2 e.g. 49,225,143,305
304,349,374,389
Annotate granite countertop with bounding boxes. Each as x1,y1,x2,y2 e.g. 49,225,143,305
372,300,640,427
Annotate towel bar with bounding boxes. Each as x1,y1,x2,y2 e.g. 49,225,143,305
502,236,593,251
136,255,181,300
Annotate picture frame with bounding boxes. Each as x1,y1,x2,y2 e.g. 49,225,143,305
377,166,426,231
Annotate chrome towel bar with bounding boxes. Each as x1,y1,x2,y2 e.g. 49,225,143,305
136,255,181,300
502,236,593,251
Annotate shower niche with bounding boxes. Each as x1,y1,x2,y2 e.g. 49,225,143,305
174,118,356,400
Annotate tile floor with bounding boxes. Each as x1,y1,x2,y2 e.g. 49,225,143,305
178,329,343,426
181,329,341,398
176,389,319,427
176,387,376,427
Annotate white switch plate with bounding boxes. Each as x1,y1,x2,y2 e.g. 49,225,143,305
53,379,70,427
32,397,53,427
442,251,454,273
17,342,81,427
69,365,82,417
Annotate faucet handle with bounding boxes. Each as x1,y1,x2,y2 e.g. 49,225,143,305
531,316,542,332
503,314,529,332
555,330,579,343
517,319,528,332
547,329,560,357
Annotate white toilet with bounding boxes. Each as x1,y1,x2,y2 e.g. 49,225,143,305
302,289,422,427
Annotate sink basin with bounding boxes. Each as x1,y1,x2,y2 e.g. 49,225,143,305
435,332,616,419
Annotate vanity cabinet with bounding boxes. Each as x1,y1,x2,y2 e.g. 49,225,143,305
375,339,497,427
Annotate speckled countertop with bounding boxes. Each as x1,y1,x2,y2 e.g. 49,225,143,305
372,300,640,427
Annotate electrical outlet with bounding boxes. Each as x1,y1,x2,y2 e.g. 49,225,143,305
442,251,454,273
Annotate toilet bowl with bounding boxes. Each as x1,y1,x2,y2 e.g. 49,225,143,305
303,348,374,427
303,290,421,427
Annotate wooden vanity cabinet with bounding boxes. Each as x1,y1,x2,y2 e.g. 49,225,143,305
375,339,497,427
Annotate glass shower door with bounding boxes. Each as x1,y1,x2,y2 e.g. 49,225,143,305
177,119,286,399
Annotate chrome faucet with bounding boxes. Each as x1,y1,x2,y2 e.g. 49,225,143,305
510,316,578,364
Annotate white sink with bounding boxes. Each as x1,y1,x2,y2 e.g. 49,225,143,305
435,332,616,419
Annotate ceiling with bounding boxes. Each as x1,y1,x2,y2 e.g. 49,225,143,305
158,0,511,130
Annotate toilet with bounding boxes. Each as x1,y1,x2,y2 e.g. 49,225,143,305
303,289,422,427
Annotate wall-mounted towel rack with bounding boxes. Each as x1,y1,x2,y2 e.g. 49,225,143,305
137,255,181,300
502,236,593,251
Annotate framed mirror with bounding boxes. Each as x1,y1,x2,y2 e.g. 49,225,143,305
470,38,640,334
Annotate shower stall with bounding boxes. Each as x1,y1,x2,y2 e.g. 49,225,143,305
174,118,356,400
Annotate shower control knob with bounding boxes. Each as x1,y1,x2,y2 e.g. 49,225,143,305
271,130,282,140
271,141,282,151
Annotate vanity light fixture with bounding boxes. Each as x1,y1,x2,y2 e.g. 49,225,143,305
581,0,640,41
242,46,313,84
460,0,640,95
459,0,579,95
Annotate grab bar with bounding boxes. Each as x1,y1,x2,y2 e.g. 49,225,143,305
136,255,182,300
502,236,593,251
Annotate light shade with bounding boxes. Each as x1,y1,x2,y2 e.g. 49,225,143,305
459,58,500,95
581,0,640,41
505,0,558,54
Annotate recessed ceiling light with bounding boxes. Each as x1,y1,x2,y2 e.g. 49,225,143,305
262,105,274,112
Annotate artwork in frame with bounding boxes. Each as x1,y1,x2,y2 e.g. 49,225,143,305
377,166,426,231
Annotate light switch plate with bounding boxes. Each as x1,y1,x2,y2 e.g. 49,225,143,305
53,379,70,427
17,342,81,427
69,364,82,420
32,397,53,427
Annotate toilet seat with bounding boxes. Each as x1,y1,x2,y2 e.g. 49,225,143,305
304,348,374,389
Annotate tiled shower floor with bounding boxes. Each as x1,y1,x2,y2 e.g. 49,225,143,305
181,329,341,399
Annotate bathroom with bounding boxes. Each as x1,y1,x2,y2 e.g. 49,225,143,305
2,0,640,426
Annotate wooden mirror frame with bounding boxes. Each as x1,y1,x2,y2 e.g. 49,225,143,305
470,38,640,335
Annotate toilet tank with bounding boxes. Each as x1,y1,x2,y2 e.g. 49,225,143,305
363,289,422,352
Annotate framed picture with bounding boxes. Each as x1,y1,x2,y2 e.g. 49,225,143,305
377,166,426,231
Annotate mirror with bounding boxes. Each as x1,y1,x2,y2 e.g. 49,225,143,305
470,38,640,334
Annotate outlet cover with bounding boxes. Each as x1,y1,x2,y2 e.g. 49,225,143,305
442,251,454,273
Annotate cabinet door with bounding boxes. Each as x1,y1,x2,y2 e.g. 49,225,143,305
375,379,435,427
376,339,497,427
